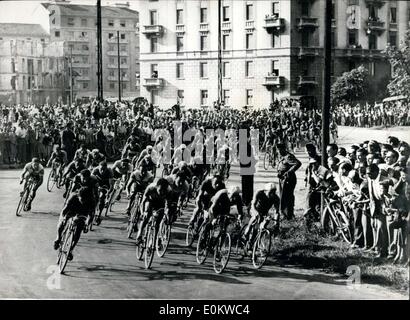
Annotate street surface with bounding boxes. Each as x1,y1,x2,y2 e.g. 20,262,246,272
0,126,408,299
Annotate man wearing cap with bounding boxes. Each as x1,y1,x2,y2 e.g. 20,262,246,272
277,143,301,220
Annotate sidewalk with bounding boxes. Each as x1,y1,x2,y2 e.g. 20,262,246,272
0,163,24,170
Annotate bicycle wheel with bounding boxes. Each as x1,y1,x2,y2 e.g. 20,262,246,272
336,209,353,244
127,206,139,239
252,229,271,269
47,169,56,192
56,171,64,189
16,190,28,216
109,189,119,212
144,224,156,269
321,207,336,236
156,218,171,258
185,225,195,247
59,228,74,274
135,235,145,261
181,195,189,210
213,233,231,274
263,152,270,170
196,224,211,265
161,166,169,178
105,190,115,217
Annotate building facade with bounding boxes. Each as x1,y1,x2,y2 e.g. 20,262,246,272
138,0,410,109
42,1,140,100
0,23,66,105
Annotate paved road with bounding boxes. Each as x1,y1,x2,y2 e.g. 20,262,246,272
0,127,408,299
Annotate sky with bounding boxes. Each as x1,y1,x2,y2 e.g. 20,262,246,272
0,0,141,31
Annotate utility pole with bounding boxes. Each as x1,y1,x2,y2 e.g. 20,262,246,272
69,46,73,107
321,0,332,165
117,30,121,102
97,0,103,101
217,0,222,107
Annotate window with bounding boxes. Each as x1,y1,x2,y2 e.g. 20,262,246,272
108,33,114,39
52,18,56,25
246,89,253,106
348,30,358,46
177,36,184,52
223,6,230,22
11,58,15,73
109,44,115,51
301,2,309,16
369,62,375,76
301,31,309,47
176,9,184,24
246,33,254,49
246,4,254,21
82,56,88,63
55,31,60,38
223,89,230,105
122,83,127,90
110,83,115,89
150,10,158,25
222,34,230,50
271,60,278,75
222,62,230,78
200,90,208,106
68,17,74,26
82,44,89,51
121,71,127,78
120,57,127,65
390,7,397,23
109,57,115,65
200,35,208,51
83,82,89,89
200,8,207,23
81,31,87,38
81,19,87,27
151,64,158,78
331,1,335,20
389,32,397,47
150,37,158,52
177,90,184,105
82,69,89,76
369,6,377,20
108,20,114,27
120,20,126,27
369,34,377,50
348,0,358,5
200,62,208,78
120,34,126,40
151,89,158,106
120,45,126,52
176,63,184,78
109,70,115,77
272,2,279,15
245,61,254,77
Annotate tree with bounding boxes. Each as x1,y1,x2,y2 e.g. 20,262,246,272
384,29,410,98
331,65,370,105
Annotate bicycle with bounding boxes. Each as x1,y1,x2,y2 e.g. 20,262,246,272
185,209,205,247
56,214,88,274
263,144,277,170
320,189,353,244
135,208,165,269
195,213,234,274
235,215,275,269
126,192,143,239
63,178,75,206
104,178,124,216
16,178,35,216
156,209,172,258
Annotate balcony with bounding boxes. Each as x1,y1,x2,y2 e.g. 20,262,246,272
107,37,129,44
296,17,318,30
263,74,285,88
298,47,319,59
264,14,285,33
199,23,209,34
176,24,185,35
369,49,384,59
366,20,385,34
107,64,118,69
143,77,164,89
298,76,317,87
364,0,386,8
389,22,397,30
222,21,231,33
107,50,128,56
345,47,366,58
245,21,255,32
142,25,164,38
107,76,117,81
76,76,90,81
68,37,89,43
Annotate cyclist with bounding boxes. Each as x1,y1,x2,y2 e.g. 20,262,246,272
207,186,244,226
122,137,141,166
62,158,86,199
86,148,106,169
188,174,225,229
92,161,114,225
72,169,99,213
19,157,45,211
125,161,154,217
242,183,280,240
74,144,90,163
165,174,187,223
215,143,232,179
46,145,68,175
53,187,93,261
136,145,157,167
135,178,171,244
110,157,133,201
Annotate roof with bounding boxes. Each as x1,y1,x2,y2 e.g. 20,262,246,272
42,3,138,20
0,23,49,38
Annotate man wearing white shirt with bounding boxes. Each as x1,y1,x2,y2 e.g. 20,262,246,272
15,122,27,163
